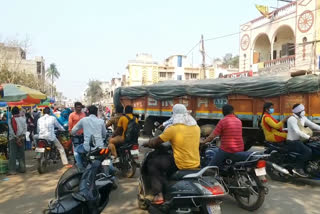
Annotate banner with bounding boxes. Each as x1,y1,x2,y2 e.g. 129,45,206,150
255,5,270,18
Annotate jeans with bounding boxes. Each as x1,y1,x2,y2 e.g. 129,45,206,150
206,148,250,167
285,141,312,169
8,139,26,173
147,153,178,195
75,144,87,170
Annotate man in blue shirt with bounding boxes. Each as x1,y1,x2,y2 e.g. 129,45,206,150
71,105,107,170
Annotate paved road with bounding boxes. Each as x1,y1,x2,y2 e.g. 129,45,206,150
1,140,320,214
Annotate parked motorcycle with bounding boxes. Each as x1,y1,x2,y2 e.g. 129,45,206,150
264,138,320,182
138,143,226,214
201,138,269,211
44,136,115,214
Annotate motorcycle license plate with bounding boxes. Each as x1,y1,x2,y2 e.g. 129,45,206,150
35,148,45,153
206,203,221,214
102,159,111,166
130,150,139,156
255,167,267,176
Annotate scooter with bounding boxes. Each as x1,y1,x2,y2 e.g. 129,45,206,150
138,143,226,214
44,136,115,214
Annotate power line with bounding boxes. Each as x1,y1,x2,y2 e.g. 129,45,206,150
205,32,240,41
185,40,201,56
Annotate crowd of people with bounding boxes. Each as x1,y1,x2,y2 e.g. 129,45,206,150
2,100,319,205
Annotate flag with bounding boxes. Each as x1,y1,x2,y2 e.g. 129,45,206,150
255,5,270,18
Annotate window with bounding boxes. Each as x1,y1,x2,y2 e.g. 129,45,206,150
177,75,182,80
37,62,42,74
177,55,182,67
191,74,197,79
185,73,190,80
159,72,166,78
167,73,173,79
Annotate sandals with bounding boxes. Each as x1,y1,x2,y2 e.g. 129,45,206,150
151,194,164,205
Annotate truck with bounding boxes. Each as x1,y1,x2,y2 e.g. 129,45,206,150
114,74,320,147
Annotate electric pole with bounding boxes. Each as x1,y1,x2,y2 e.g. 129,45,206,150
200,34,206,79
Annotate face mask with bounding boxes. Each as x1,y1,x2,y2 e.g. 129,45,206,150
269,108,274,114
300,111,305,117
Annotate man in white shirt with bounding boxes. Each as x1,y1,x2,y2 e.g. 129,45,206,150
286,103,320,177
37,107,69,167
71,105,107,170
8,106,27,175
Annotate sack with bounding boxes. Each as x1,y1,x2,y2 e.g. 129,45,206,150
297,119,313,141
124,116,139,143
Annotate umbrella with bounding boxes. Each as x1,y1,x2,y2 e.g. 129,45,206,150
0,84,46,102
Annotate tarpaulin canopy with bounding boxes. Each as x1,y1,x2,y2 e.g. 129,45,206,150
0,84,46,102
114,74,320,109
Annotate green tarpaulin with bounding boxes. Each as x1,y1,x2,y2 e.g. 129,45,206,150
114,75,320,109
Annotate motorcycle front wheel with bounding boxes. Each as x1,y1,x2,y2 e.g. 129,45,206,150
233,172,266,211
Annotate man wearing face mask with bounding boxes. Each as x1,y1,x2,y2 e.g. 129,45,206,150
286,103,320,177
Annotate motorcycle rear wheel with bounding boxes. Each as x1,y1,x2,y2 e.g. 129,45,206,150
234,173,266,211
121,155,137,178
38,153,47,174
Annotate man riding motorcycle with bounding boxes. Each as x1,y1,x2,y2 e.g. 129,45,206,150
37,107,71,169
143,104,200,205
286,103,320,177
202,104,245,167
71,105,107,171
108,105,138,162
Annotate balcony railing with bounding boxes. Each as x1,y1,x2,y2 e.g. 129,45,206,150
264,55,295,68
248,1,296,29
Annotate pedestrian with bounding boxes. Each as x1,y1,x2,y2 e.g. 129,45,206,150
8,106,27,175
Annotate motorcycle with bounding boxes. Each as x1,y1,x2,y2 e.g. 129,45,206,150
35,137,59,174
107,127,139,178
201,138,269,211
264,138,320,182
44,136,115,214
138,143,226,214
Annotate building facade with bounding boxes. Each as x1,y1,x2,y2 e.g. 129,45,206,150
239,0,320,75
0,43,46,80
125,53,215,86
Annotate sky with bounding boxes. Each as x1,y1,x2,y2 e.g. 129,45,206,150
1,0,288,99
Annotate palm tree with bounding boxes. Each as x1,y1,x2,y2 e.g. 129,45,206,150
46,63,60,98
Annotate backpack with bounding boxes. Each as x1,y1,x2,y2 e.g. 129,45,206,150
124,115,139,143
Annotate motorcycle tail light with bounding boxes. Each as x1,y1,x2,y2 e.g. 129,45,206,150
37,141,46,148
256,160,266,168
104,148,109,154
204,185,225,195
131,144,139,150
100,149,106,154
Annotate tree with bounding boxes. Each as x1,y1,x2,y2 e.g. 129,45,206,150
46,63,60,98
222,53,239,68
0,68,43,91
86,80,104,104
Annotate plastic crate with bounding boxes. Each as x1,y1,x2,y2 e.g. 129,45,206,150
0,159,8,174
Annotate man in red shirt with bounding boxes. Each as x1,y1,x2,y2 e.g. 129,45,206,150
202,104,244,166
69,102,86,149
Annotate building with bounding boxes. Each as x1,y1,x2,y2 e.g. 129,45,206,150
125,53,215,86
239,0,320,75
0,43,46,80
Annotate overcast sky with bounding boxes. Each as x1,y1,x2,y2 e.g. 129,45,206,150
1,0,287,99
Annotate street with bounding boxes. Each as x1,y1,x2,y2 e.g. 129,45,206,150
1,139,320,214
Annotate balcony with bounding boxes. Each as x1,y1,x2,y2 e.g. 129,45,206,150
264,55,295,68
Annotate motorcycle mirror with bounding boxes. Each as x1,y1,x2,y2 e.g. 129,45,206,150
154,121,160,127
89,135,96,148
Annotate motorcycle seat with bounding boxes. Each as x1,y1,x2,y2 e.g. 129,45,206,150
170,169,201,180
265,141,288,152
